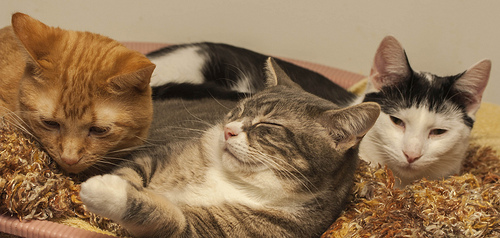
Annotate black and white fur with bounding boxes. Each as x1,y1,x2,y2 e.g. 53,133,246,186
147,37,490,187
360,36,490,187
147,42,356,106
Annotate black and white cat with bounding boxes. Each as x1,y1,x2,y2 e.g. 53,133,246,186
360,36,490,187
147,36,490,187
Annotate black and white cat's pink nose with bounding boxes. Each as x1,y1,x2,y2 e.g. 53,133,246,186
404,151,422,164
224,122,243,140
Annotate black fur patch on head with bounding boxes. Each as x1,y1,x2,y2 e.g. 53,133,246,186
363,71,474,128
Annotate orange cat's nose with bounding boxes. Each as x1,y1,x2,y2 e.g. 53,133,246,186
61,156,80,165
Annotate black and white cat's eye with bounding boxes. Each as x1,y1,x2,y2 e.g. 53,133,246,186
89,126,110,136
389,116,405,128
429,128,447,136
42,120,60,130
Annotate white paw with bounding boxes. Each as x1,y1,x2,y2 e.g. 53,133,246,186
80,174,129,220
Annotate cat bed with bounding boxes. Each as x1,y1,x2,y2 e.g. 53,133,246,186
1,42,499,237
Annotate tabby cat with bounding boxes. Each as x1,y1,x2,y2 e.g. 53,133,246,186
0,13,155,174
80,58,380,237
147,37,490,187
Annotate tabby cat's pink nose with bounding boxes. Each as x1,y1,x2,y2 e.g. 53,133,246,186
224,127,238,140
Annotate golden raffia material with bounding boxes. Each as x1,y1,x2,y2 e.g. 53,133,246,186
322,145,500,237
0,120,129,236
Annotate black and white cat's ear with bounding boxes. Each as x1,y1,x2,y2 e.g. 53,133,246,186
367,36,412,92
264,57,302,89
317,102,380,150
455,59,491,117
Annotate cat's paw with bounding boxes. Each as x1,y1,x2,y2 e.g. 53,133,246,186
80,174,129,220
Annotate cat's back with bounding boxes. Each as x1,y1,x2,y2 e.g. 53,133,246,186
0,26,24,114
148,42,357,106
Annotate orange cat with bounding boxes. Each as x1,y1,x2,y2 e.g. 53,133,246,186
0,13,155,174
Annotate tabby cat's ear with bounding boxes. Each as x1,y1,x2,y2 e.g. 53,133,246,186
264,57,302,89
368,36,412,92
454,59,491,117
318,102,380,150
11,12,58,70
107,62,156,93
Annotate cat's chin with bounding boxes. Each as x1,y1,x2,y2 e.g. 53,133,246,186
392,161,439,185
52,159,88,174
392,160,426,175
221,148,248,168
222,148,237,161
52,156,117,178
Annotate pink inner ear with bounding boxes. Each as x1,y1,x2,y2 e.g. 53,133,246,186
456,59,491,115
369,36,411,91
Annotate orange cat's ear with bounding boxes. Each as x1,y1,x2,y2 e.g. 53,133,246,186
11,12,58,69
107,62,156,93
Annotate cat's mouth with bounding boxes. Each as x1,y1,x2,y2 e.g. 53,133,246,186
399,162,421,173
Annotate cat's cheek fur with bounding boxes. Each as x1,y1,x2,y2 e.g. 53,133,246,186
359,115,403,166
80,174,129,221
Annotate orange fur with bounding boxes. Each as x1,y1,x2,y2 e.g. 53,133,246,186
0,13,155,174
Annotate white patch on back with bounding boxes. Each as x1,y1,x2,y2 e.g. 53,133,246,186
149,46,207,86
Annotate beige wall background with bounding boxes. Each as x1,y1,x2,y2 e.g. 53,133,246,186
2,0,499,104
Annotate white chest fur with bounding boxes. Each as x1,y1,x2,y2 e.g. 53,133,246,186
153,126,287,209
